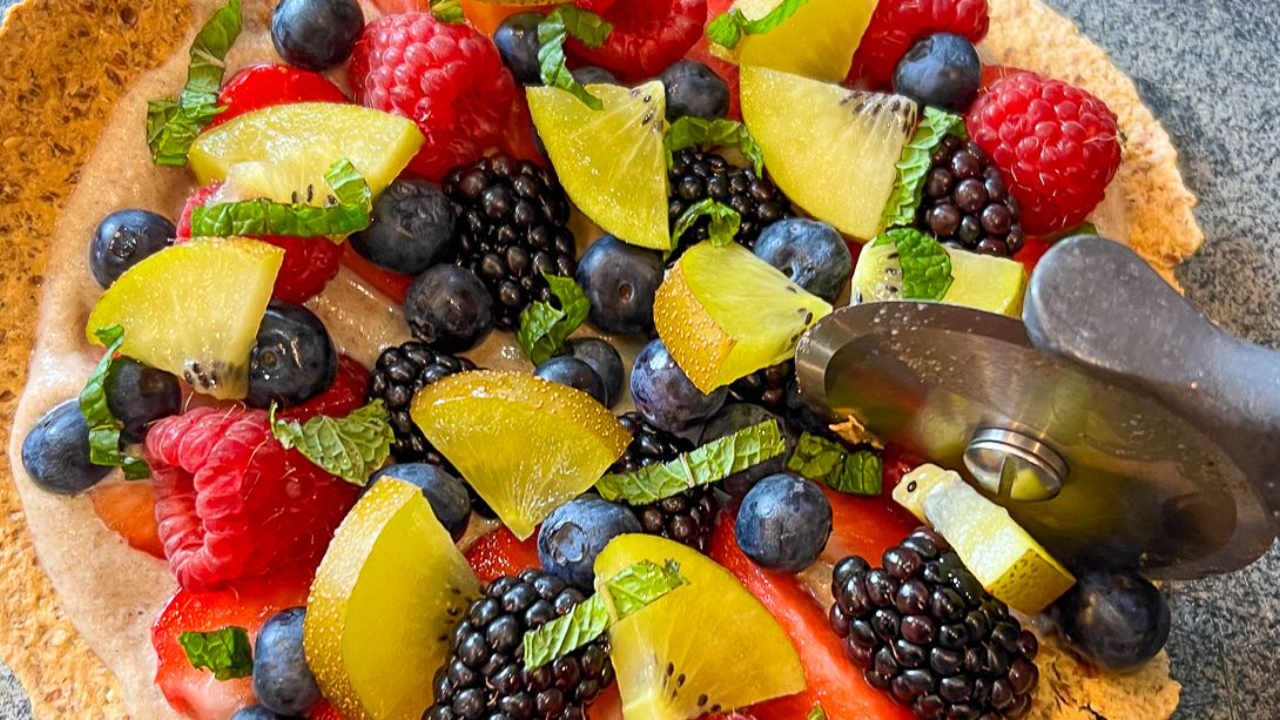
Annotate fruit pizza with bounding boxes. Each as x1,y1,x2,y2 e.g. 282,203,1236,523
8,0,1191,718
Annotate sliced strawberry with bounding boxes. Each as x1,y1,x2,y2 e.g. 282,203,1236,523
278,355,371,423
465,526,541,584
501,93,549,167
311,700,346,720
209,63,347,130
709,514,915,720
89,482,165,559
1017,235,1052,276
340,243,414,304
152,570,312,720
821,484,917,566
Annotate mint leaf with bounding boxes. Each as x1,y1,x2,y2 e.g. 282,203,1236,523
517,274,592,366
601,559,687,619
523,560,686,670
538,6,614,111
664,117,765,176
147,0,242,166
787,433,882,496
79,325,149,480
190,159,372,239
270,400,395,486
430,0,465,23
672,199,741,247
178,626,252,681
706,0,809,50
880,107,967,231
875,228,953,301
597,419,787,504
808,705,828,720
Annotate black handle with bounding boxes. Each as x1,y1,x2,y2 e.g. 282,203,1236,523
1023,235,1280,532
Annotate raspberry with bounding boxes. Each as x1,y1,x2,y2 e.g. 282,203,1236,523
966,72,1122,235
848,0,989,89
349,13,517,181
146,407,360,591
278,355,371,422
176,184,343,304
567,0,707,82
208,63,348,130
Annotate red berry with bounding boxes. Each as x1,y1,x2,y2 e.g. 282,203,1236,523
966,72,1122,235
709,513,916,720
151,568,312,719
340,242,414,304
311,700,347,720
821,484,917,566
208,63,348,130
566,0,707,82
278,355,371,423
349,13,518,181
89,482,165,558
146,407,360,591
465,526,540,584
848,0,989,89
176,184,344,303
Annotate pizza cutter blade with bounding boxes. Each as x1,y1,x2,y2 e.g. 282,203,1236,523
795,235,1279,580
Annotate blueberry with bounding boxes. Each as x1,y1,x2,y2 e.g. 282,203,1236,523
350,179,457,275
271,0,364,72
89,209,174,289
561,338,624,407
368,463,471,540
572,66,618,86
575,236,664,336
21,399,111,495
494,13,545,85
892,33,982,112
699,404,792,496
630,339,727,434
247,301,338,409
253,607,321,716
538,497,641,588
106,359,182,444
735,473,832,573
535,356,608,406
404,265,493,352
659,60,730,121
230,706,289,720
754,219,852,303
1052,569,1170,672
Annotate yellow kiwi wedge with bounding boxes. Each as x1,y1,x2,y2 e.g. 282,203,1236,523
729,0,878,82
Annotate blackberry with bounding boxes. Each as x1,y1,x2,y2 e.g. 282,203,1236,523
830,529,1040,719
728,361,793,414
919,136,1025,257
368,341,475,464
613,413,716,551
444,155,578,329
667,149,792,250
427,569,614,720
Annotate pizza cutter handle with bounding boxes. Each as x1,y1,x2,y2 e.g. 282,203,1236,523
1023,235,1280,529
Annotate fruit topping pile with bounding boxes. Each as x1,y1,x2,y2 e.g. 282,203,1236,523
16,0,1173,718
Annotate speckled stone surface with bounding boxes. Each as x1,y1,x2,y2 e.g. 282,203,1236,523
1,0,1277,718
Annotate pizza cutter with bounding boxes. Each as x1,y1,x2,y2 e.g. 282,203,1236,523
794,235,1280,580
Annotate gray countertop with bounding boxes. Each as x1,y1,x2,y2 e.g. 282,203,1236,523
2,0,1278,718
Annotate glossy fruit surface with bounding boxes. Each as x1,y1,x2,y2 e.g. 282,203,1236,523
538,496,641,589
305,477,481,720
740,66,916,240
493,12,545,85
850,240,1027,316
575,235,665,336
411,371,630,539
534,356,609,406
566,0,706,81
89,482,164,558
153,569,312,720
89,209,175,289
210,63,348,130
271,0,364,71
659,60,730,121
562,338,625,407
247,301,338,410
366,463,472,541
21,399,111,495
1053,569,1171,672
349,178,457,275
190,103,423,201
402,265,494,352
654,241,831,393
595,534,806,717
752,218,852,304
630,338,728,434
736,473,832,572
527,81,670,250
87,239,283,399
892,33,982,112
729,0,877,82
465,526,542,584
894,464,1075,614
253,607,321,716
105,358,182,443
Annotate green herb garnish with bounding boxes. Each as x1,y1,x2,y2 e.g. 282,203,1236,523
538,5,614,110
787,433,883,496
516,274,592,366
189,159,372,239
705,0,809,50
880,107,967,231
270,400,395,486
871,227,954,301
672,199,742,247
178,626,253,680
79,325,149,480
664,117,765,176
430,0,465,23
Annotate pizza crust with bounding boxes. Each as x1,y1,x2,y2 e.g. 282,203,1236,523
0,0,1191,717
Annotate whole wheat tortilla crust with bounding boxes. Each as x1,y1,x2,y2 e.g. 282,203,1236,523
0,0,1196,717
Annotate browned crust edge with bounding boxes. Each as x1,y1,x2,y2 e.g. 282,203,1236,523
0,1,190,717
0,0,1196,717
